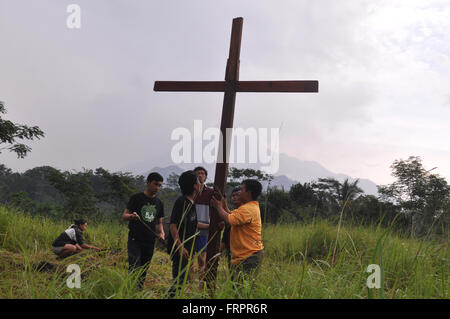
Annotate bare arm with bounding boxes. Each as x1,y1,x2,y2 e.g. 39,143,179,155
223,199,232,214
155,218,165,240
122,208,140,221
197,222,209,230
216,206,230,225
211,197,230,225
81,243,99,250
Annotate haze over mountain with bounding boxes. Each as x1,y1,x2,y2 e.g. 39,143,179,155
124,153,379,196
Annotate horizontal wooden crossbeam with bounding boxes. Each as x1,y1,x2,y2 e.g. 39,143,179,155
154,81,225,92
238,81,318,92
154,80,319,92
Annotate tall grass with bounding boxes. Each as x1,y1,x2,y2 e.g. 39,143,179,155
0,206,448,299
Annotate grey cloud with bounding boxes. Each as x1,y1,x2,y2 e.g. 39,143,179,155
1,0,449,184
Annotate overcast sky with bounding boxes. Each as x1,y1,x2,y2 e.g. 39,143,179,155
1,0,449,185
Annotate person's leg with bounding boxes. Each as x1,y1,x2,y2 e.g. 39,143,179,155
127,236,142,275
168,252,189,298
198,250,207,275
194,236,205,273
58,244,78,258
197,252,205,271
196,250,207,291
240,250,264,293
138,241,156,289
168,253,181,298
199,236,208,272
231,251,263,295
241,250,263,275
230,262,244,294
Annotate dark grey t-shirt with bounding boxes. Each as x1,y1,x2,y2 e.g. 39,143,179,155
167,196,198,256
126,193,164,242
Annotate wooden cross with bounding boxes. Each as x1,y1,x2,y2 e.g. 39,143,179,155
154,17,319,291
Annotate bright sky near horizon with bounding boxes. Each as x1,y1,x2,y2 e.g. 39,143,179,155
1,0,449,185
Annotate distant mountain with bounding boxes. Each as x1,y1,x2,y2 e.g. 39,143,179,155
276,153,379,195
264,174,297,191
144,165,183,180
125,152,378,196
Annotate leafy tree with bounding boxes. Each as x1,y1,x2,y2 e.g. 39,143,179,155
314,178,362,203
228,167,273,188
8,191,35,213
0,164,13,201
0,164,12,176
0,101,44,158
0,165,62,204
7,191,60,218
289,182,318,207
308,178,363,219
344,195,403,228
227,167,273,196
21,166,64,201
166,172,181,192
94,168,142,207
260,187,292,224
288,182,321,222
0,164,179,221
378,156,449,236
47,168,98,220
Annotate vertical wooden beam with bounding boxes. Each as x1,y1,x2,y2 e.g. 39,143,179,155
205,17,243,292
153,16,319,294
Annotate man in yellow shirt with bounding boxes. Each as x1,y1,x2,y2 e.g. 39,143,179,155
211,179,264,279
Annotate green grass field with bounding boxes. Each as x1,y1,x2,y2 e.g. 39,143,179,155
0,206,448,299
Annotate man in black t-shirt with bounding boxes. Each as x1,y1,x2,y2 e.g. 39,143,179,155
167,170,201,298
122,172,165,289
167,196,198,258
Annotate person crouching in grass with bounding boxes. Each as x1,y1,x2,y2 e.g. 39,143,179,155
52,219,100,258
167,170,202,298
211,180,264,284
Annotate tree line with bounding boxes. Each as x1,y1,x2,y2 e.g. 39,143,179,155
1,101,448,236
0,156,448,237
258,157,449,237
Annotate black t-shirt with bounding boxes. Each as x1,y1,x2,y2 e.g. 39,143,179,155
126,192,164,242
167,196,198,256
52,225,84,247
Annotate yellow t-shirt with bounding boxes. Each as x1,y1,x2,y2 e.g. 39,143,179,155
228,201,264,265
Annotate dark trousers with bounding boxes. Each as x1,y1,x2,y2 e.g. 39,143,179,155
231,250,263,287
127,236,155,289
223,248,232,271
168,252,190,298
